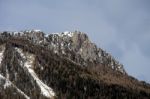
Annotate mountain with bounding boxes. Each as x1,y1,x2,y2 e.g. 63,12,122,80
0,30,150,99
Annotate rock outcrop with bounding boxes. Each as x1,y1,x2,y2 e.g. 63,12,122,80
0,30,150,99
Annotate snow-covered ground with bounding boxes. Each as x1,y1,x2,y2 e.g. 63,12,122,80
0,46,30,99
0,74,11,89
16,48,55,98
3,79,11,89
0,74,30,99
63,31,74,37
52,31,74,37
0,45,5,64
33,29,41,32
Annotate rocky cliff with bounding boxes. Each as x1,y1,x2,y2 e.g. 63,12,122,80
0,30,150,99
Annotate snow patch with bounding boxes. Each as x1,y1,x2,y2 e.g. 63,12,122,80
54,50,58,54
16,48,55,98
28,68,55,97
98,52,101,57
0,45,5,64
0,74,30,99
0,74,12,89
4,79,11,89
61,43,64,47
62,50,65,54
45,34,49,37
15,48,26,59
63,31,74,37
52,31,74,37
24,29,41,33
33,29,41,32
0,74,5,80
80,48,83,52
63,31,73,37
25,30,32,33
16,87,30,99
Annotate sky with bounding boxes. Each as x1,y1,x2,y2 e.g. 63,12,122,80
0,0,150,83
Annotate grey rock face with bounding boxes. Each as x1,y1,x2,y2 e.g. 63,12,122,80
45,31,126,74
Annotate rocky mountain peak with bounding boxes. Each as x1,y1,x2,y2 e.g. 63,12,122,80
46,31,126,74
0,30,150,99
0,30,126,74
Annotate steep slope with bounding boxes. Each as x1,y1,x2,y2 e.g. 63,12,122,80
0,30,150,99
0,42,55,99
15,47,55,98
0,74,30,99
0,45,30,99
0,30,125,74
45,31,126,74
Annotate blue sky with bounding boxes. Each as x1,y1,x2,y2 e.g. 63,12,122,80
0,0,150,82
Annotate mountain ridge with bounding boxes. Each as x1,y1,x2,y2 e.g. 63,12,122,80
0,30,150,99
0,30,126,74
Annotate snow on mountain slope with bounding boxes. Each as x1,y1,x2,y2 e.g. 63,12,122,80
0,74,30,99
0,45,5,64
0,74,11,89
16,48,55,98
0,30,150,98
52,31,74,37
